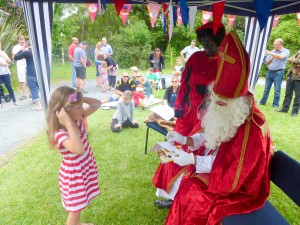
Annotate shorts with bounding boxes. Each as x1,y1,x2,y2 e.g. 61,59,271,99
17,65,26,82
75,67,86,79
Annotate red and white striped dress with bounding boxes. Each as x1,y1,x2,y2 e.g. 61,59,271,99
55,120,100,212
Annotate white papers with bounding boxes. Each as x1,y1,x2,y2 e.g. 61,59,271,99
150,105,174,121
149,141,180,153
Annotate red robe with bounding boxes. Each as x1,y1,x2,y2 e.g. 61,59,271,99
153,51,218,192
165,106,272,225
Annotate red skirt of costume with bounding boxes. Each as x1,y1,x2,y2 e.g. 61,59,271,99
55,120,100,212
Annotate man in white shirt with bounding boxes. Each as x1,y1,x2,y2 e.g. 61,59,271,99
12,35,28,100
100,37,113,56
180,40,200,62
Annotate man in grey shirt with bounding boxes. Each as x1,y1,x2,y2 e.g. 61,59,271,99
74,41,88,93
100,37,113,56
180,40,200,62
260,38,290,108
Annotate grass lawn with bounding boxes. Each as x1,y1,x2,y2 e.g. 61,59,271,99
1,63,300,224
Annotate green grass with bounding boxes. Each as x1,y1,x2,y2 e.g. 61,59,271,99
1,66,300,224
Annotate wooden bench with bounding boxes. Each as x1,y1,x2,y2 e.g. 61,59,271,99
222,150,300,225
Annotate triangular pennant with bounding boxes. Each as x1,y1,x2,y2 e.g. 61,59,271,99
114,0,126,15
172,6,178,27
228,15,236,28
87,4,98,23
180,0,189,27
202,11,212,25
168,4,174,41
102,0,107,11
147,3,161,27
120,4,131,25
212,0,225,35
188,6,197,32
177,7,182,27
163,3,169,36
253,0,274,31
296,13,300,26
273,15,280,28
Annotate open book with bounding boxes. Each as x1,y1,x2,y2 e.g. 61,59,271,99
150,105,174,121
149,141,182,164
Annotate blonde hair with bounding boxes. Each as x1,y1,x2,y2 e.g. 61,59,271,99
101,61,107,69
123,90,133,99
46,86,83,149
96,41,102,49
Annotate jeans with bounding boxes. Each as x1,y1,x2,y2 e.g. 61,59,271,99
260,69,284,107
0,74,16,104
26,76,40,102
71,62,76,86
111,118,139,132
282,76,300,114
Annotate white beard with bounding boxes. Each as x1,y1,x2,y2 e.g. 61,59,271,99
202,96,251,150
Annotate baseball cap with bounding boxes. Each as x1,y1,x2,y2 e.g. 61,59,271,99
80,41,88,45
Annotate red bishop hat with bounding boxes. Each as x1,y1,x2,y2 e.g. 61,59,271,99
213,31,250,99
196,22,225,36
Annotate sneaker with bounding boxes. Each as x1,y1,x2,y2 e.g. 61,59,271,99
275,108,288,113
19,95,27,100
291,113,298,117
154,199,173,209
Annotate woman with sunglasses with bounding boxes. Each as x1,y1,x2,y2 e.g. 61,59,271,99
163,76,180,108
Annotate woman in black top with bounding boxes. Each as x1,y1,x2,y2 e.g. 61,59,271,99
98,54,118,90
148,48,165,73
163,76,180,108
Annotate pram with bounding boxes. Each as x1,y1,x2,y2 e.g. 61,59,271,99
0,81,11,102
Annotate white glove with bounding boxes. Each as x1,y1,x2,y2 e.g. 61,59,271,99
173,150,195,166
166,131,187,145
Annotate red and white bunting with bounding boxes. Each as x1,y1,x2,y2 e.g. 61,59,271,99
228,15,236,28
273,15,280,28
147,3,162,27
202,11,212,25
87,4,98,23
120,4,131,25
114,0,126,15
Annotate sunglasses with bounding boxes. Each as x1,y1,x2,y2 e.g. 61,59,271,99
123,76,129,78
172,81,178,83
136,76,141,78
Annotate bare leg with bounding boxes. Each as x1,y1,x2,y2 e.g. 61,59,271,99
21,82,27,96
67,211,81,225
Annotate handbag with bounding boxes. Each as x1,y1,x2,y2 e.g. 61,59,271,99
86,59,91,67
109,64,119,76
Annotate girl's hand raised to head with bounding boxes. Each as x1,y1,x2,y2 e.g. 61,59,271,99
56,108,73,126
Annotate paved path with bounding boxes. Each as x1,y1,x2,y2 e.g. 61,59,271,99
0,76,275,158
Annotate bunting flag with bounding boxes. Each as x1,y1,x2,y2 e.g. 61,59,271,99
212,0,225,35
87,4,98,23
253,0,274,31
172,6,178,27
163,3,169,36
297,13,300,26
177,7,182,27
188,6,197,32
120,4,131,25
202,11,212,25
228,15,236,28
180,0,189,27
168,4,174,41
147,3,161,27
114,0,126,15
97,0,104,14
273,15,280,27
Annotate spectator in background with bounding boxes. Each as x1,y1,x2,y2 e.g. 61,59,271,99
100,37,113,56
180,40,200,63
146,67,159,89
135,73,154,107
130,66,139,83
163,76,180,108
98,61,108,92
74,41,88,93
68,37,78,87
101,72,136,104
94,41,103,87
98,53,118,90
260,38,290,108
276,50,300,117
14,40,42,110
148,48,165,89
111,90,139,133
0,41,20,109
12,35,28,100
173,57,184,81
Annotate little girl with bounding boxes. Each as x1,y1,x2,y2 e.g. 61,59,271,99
98,61,108,92
111,90,139,132
46,86,102,225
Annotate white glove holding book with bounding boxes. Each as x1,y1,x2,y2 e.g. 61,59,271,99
173,150,195,166
166,131,187,145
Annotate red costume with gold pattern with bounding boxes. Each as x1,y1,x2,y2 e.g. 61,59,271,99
165,31,272,225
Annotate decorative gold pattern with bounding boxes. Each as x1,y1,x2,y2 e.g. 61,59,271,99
166,166,189,193
194,174,209,186
230,118,251,192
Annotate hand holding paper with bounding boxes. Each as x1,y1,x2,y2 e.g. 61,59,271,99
166,131,187,145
